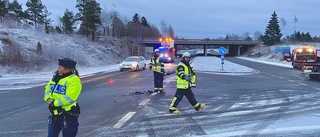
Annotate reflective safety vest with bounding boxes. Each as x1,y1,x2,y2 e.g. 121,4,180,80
150,56,164,73
44,74,82,115
176,62,196,89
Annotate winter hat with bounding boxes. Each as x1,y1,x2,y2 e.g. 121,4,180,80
58,58,77,69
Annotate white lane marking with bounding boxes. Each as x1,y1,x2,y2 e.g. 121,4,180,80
151,92,158,96
0,91,10,95
299,83,307,86
139,99,150,106
315,87,320,91
278,76,284,79
0,105,32,117
0,129,46,134
288,79,295,82
113,112,136,129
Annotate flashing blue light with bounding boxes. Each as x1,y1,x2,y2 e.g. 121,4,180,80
159,47,164,49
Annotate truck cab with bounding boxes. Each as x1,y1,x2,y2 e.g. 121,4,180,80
284,47,315,68
158,47,175,63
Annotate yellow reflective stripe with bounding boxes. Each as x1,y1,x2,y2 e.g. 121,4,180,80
169,97,178,110
191,75,196,83
44,91,50,96
58,98,63,106
193,103,200,108
63,95,74,104
178,72,184,77
68,74,75,78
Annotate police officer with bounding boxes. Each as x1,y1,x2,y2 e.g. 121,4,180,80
44,58,82,137
149,49,166,93
169,52,205,114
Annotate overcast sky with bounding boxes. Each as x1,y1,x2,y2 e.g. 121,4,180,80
18,0,320,39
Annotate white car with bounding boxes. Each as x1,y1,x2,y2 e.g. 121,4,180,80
119,56,147,71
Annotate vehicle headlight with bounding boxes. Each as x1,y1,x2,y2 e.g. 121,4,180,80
120,63,123,66
132,63,137,67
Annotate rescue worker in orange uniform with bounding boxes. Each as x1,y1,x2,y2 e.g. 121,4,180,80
149,49,166,93
169,52,205,114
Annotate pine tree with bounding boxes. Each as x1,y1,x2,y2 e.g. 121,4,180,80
132,13,140,24
8,0,24,20
261,11,282,46
141,16,149,27
0,0,8,19
25,0,45,27
60,9,75,34
76,0,102,41
43,6,52,34
305,32,313,42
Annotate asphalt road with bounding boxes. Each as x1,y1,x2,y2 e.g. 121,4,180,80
1,57,320,137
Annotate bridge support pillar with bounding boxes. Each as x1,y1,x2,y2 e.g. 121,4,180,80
204,45,207,56
237,45,242,56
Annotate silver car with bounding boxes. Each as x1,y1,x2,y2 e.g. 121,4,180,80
119,56,147,71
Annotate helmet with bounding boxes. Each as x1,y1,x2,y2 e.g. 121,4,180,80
182,52,191,58
154,49,160,53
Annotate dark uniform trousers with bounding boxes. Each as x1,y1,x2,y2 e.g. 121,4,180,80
48,114,79,137
170,87,200,111
153,71,164,91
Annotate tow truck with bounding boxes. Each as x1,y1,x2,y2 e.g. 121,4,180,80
158,37,175,63
284,46,320,79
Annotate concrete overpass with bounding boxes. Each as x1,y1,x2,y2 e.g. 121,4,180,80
140,38,262,56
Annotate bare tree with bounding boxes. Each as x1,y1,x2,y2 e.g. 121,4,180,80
243,32,250,38
160,20,168,37
253,31,262,41
280,17,287,38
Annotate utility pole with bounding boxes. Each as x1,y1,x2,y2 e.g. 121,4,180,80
293,15,298,43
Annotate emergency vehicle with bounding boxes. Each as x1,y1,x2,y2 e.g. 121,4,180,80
284,46,316,68
158,37,175,63
284,46,320,79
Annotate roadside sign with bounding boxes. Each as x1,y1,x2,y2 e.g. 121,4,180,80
221,55,224,64
219,47,226,55
221,54,224,70
275,46,290,54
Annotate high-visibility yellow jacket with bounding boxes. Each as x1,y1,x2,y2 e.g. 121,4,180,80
150,56,165,73
44,73,82,115
176,62,196,89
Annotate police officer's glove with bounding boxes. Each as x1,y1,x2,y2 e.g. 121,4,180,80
48,102,55,114
149,66,152,70
183,75,192,82
49,101,63,114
